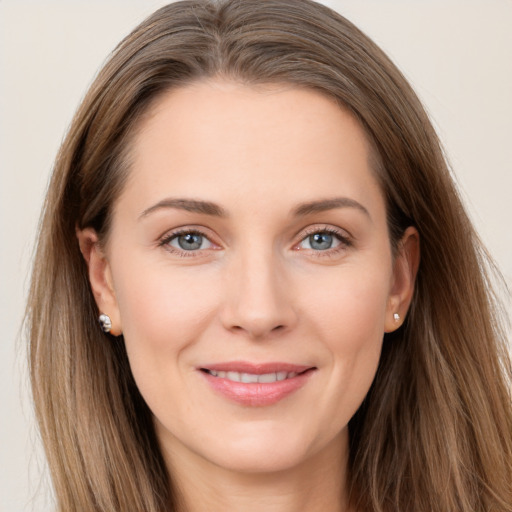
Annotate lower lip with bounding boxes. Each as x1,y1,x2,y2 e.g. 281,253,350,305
200,370,314,407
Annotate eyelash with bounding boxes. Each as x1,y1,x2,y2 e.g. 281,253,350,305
158,228,217,258
158,226,353,258
296,226,353,258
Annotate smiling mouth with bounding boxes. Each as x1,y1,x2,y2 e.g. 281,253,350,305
198,362,316,406
200,369,309,383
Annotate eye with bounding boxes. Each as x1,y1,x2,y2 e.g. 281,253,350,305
161,230,216,253
294,227,352,255
301,232,339,250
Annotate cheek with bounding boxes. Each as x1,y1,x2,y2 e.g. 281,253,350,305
304,262,390,342
333,268,389,370
111,260,221,377
302,264,390,418
110,261,228,430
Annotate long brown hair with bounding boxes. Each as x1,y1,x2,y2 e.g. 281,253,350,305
26,1,512,510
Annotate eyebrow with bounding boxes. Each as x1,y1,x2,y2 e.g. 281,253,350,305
139,196,370,220
292,197,371,218
139,198,227,219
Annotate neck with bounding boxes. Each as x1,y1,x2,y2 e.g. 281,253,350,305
163,431,352,512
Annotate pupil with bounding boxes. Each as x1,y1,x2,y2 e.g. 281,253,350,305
310,233,332,250
178,233,202,250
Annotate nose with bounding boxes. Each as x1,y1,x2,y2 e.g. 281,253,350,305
219,246,298,339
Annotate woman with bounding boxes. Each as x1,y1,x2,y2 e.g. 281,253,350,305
26,0,512,511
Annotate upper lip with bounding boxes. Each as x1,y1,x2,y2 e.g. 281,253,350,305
199,361,315,374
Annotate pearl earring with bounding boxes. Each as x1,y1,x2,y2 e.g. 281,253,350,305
99,313,112,333
393,313,401,322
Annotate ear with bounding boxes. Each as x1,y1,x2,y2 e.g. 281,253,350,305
384,226,420,333
76,227,122,336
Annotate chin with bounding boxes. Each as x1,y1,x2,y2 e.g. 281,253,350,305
210,443,311,474
197,421,345,475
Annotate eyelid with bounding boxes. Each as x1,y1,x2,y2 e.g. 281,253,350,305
156,223,353,258
292,225,353,254
157,225,221,256
167,232,214,251
295,225,352,244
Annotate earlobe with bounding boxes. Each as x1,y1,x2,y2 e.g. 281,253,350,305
76,227,122,336
384,226,420,333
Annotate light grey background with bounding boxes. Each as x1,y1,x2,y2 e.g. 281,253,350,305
1,1,511,510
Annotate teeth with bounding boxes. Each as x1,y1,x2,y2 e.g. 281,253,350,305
207,370,300,383
241,373,259,383
226,371,240,382
258,373,277,383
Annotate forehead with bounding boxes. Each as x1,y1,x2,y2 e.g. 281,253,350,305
118,79,385,220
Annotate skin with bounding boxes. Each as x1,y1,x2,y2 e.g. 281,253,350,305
78,80,419,512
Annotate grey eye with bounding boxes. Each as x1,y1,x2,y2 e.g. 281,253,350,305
309,232,334,250
299,231,341,251
170,232,209,251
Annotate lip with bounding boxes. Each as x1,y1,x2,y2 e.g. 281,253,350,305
198,361,316,407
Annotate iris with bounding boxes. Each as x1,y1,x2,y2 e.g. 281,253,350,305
309,232,334,250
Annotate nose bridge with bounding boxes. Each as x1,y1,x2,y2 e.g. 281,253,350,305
221,239,296,338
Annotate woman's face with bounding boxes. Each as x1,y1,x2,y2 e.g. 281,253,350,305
83,80,416,475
